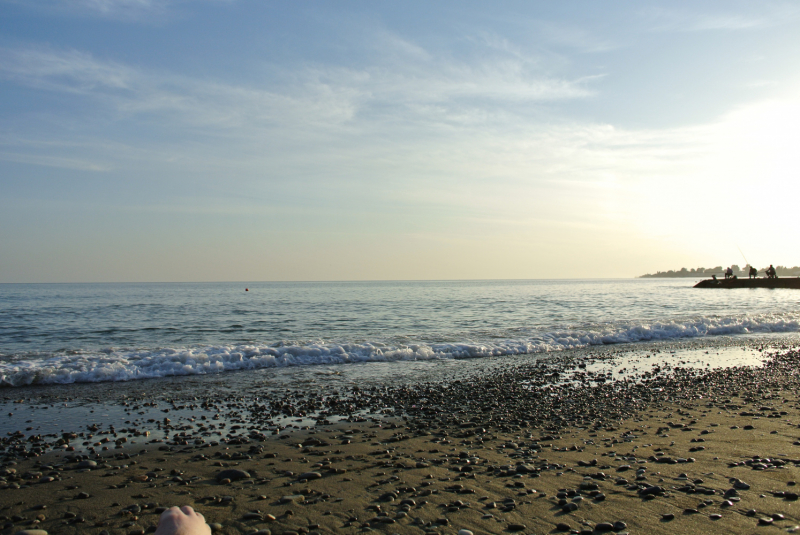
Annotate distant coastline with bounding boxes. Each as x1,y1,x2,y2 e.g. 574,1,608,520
640,264,800,278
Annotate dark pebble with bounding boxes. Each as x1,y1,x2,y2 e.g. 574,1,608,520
216,469,251,481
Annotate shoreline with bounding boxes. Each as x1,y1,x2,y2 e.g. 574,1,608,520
0,336,787,453
2,337,800,534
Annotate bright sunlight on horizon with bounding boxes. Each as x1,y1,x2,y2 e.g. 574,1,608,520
1,1,799,282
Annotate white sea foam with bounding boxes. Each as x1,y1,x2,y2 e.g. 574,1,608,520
1,312,797,387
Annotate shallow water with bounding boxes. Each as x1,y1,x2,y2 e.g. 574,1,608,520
1,333,787,448
1,279,799,386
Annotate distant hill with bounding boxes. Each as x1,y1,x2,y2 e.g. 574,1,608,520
639,265,800,278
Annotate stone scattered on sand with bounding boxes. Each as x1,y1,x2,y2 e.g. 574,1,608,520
216,469,250,481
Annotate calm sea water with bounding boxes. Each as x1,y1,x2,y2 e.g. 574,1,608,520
1,279,799,386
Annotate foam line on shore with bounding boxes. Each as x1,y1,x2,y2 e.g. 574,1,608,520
1,312,797,386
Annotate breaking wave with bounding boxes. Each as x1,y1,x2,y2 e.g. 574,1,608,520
2,312,797,386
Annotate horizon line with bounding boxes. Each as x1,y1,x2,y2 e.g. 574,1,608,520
0,276,648,285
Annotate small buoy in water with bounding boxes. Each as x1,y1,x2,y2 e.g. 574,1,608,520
245,288,249,292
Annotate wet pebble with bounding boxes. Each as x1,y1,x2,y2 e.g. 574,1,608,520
216,469,250,481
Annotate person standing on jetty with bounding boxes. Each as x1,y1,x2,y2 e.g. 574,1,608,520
725,266,733,279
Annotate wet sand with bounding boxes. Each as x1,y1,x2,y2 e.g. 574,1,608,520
2,339,800,534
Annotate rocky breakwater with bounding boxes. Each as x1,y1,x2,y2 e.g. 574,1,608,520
694,278,800,289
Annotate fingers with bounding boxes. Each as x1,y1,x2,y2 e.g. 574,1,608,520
182,506,204,519
161,506,182,518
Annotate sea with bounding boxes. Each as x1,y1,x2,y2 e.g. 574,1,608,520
1,278,799,388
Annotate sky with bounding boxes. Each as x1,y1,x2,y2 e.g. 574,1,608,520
1,1,800,282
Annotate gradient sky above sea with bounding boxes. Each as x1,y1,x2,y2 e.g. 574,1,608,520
1,1,799,283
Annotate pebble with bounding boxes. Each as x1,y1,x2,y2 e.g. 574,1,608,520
216,469,251,481
4,336,800,535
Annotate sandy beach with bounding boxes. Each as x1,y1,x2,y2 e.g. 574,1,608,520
2,340,800,535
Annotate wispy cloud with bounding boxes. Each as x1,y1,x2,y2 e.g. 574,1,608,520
69,0,161,15
0,42,595,136
2,0,234,21
642,4,800,33
1,47,136,93
0,151,110,171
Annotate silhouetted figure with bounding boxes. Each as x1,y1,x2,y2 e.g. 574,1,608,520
749,266,758,279
725,267,733,280
766,265,778,279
